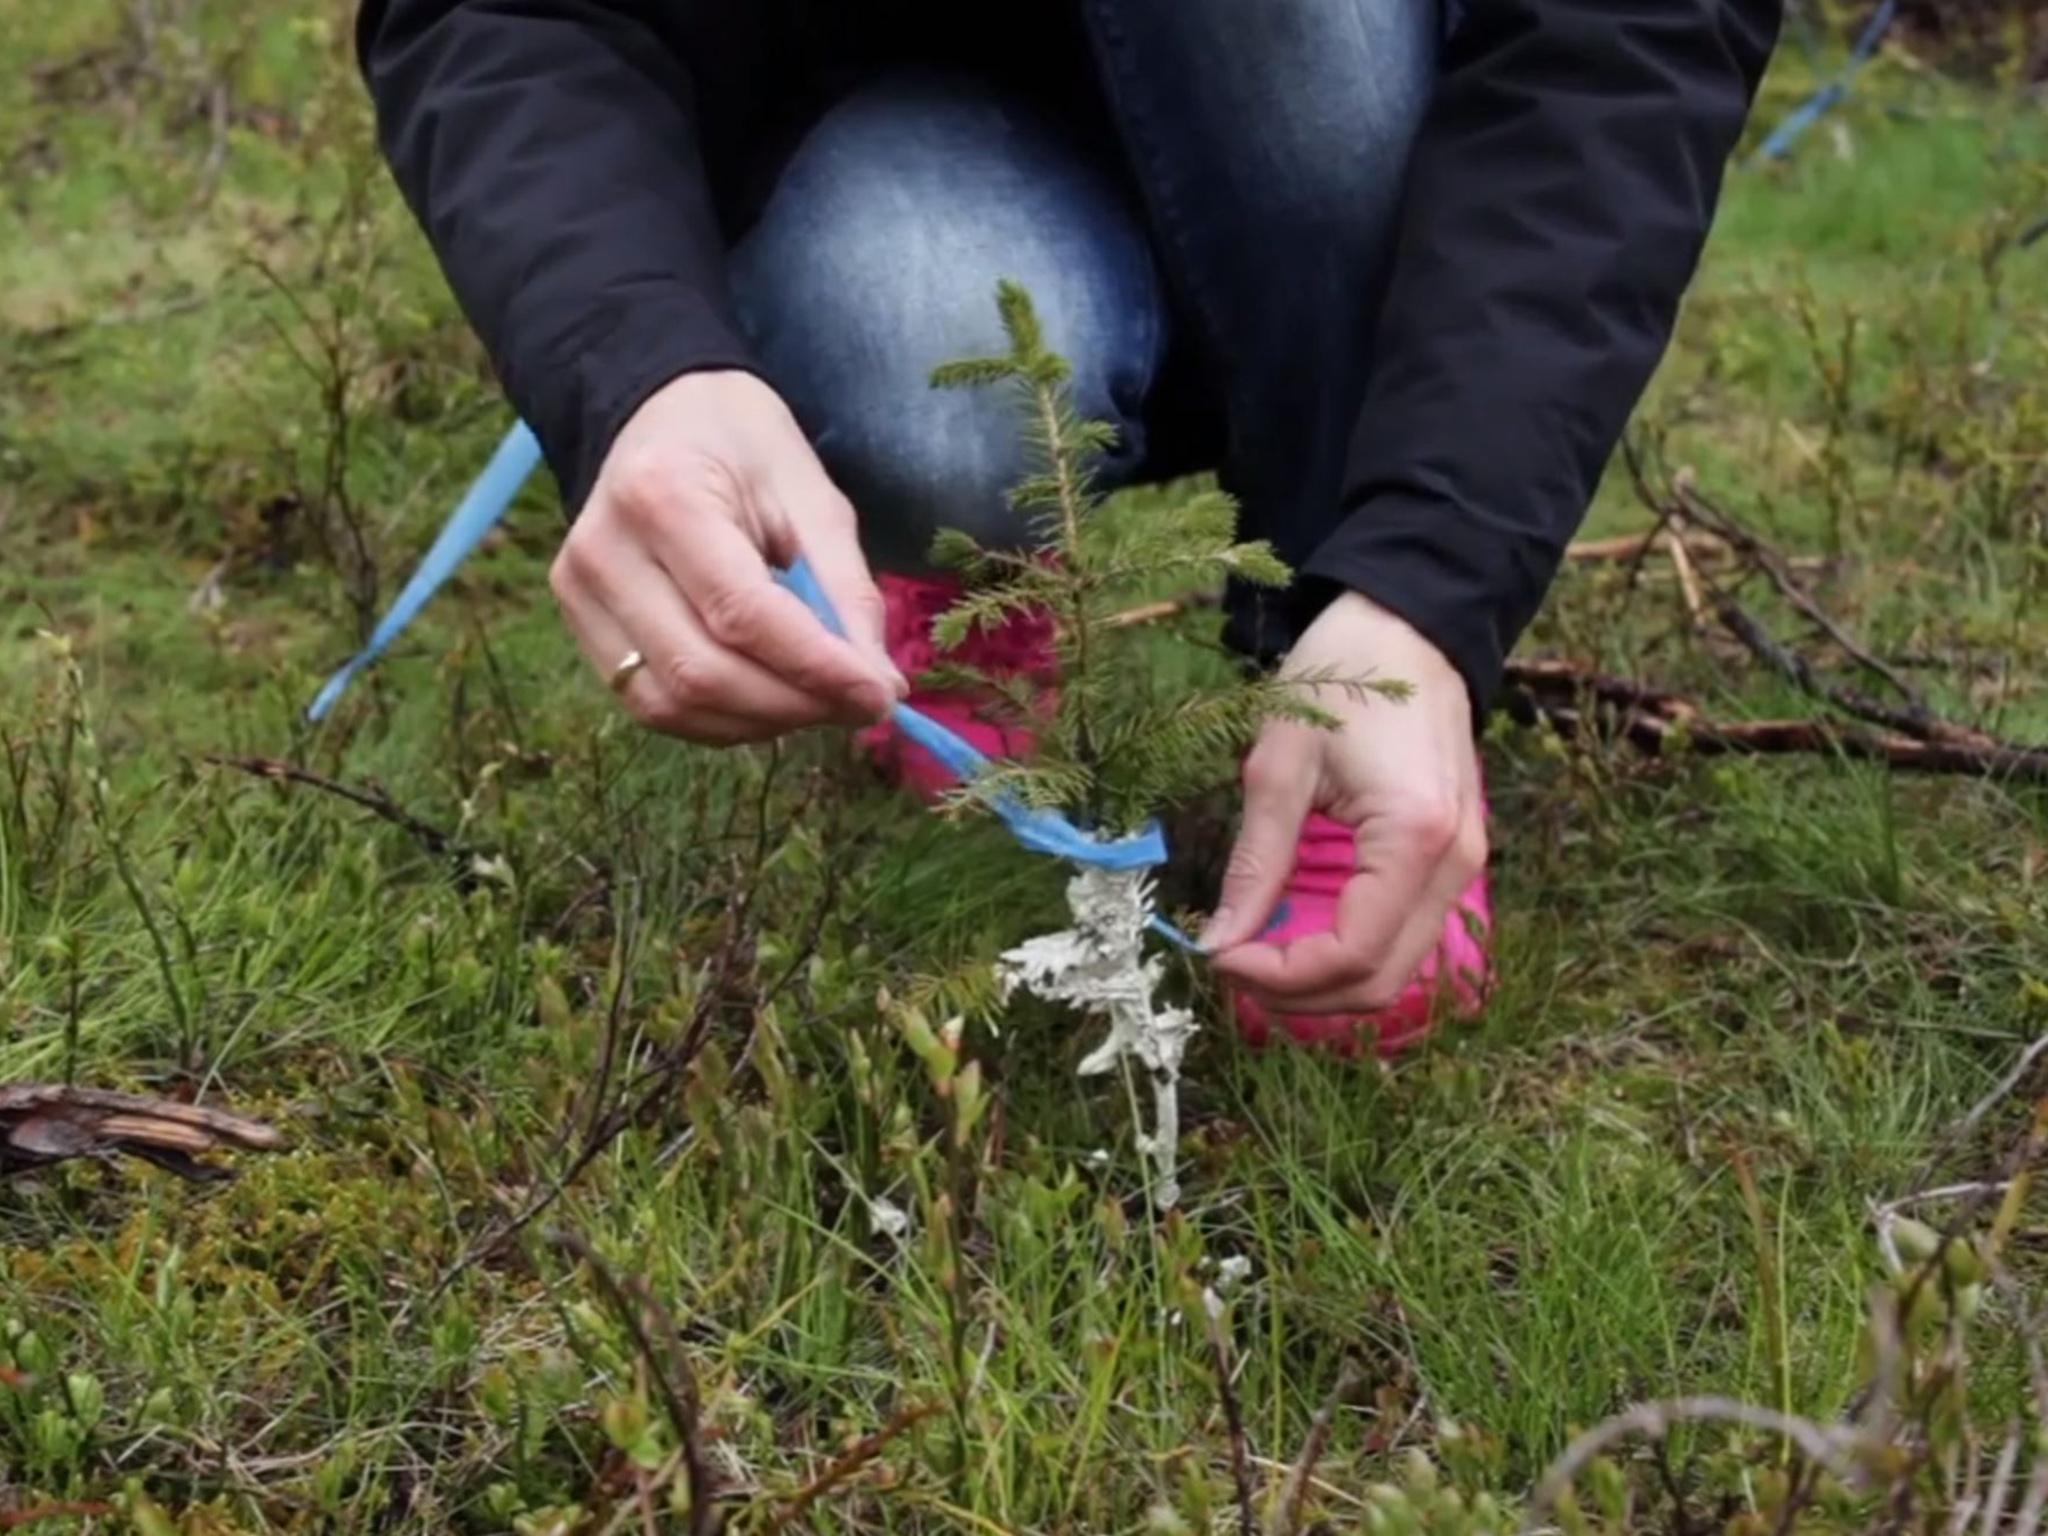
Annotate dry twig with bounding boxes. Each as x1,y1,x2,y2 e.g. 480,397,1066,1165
203,755,472,861
548,1228,721,1536
1268,1358,1368,1536
1204,1299,1258,1536
760,1402,940,1533
1499,659,2048,785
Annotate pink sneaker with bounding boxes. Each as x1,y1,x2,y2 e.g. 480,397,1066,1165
859,571,1057,801
864,574,1493,1056
1231,807,1493,1058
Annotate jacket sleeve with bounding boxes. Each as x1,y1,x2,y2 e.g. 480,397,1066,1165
1300,0,1782,710
356,0,761,510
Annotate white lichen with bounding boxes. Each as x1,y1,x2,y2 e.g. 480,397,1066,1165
997,867,1195,1207
866,1194,911,1240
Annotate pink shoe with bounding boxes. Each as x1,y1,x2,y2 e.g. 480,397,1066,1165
859,571,1058,801
1232,806,1493,1058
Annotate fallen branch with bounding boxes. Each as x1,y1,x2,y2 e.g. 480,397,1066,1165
202,755,472,861
1633,454,1935,719
1709,601,1983,745
1500,660,2048,786
1666,528,1709,632
0,1083,284,1182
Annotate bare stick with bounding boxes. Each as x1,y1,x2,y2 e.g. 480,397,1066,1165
1710,602,1980,746
1666,531,1709,631
1897,1034,2048,1210
1977,1428,2021,1536
1959,1038,2048,1146
1500,663,2048,785
2011,1459,2048,1536
1658,466,1933,715
1204,1300,1258,1536
547,1229,720,1536
761,1402,940,1533
202,755,469,860
1268,1358,1367,1536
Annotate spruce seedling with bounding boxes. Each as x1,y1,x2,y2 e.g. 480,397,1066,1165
925,282,1406,1206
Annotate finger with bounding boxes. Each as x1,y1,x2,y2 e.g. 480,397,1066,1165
596,552,865,731
554,567,784,745
647,513,900,719
762,459,905,691
1200,738,1316,952
1210,805,1443,996
1245,855,1473,1015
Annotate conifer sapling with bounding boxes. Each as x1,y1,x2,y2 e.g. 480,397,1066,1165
923,282,1406,1206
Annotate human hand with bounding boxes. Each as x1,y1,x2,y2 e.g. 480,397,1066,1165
1202,592,1486,1013
550,370,907,744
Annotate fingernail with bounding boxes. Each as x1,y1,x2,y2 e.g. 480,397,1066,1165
1200,908,1235,947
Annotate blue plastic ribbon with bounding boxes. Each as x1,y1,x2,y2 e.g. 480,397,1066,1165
1754,0,1898,164
774,558,1201,949
305,418,1201,951
308,421,543,722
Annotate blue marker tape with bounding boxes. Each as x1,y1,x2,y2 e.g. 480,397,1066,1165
304,421,1201,951
308,421,543,721
1754,0,1897,164
775,558,1200,949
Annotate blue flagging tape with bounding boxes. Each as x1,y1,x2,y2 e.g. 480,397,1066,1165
774,558,1202,951
307,420,544,722
1754,0,1898,164
303,421,1203,952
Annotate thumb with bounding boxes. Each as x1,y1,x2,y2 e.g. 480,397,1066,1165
770,461,906,697
1202,747,1314,952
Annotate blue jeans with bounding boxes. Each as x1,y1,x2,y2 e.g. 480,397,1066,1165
727,0,1439,660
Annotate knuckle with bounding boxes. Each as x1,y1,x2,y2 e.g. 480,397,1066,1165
1400,794,1462,856
699,583,765,648
658,650,719,710
607,454,672,523
552,529,600,590
1454,825,1489,877
1239,747,1293,799
626,691,682,734
781,647,844,699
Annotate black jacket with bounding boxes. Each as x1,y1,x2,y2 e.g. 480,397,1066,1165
357,0,1780,708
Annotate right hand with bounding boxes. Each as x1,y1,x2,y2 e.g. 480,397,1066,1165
550,370,908,744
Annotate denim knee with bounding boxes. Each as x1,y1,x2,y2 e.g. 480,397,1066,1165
728,76,1166,573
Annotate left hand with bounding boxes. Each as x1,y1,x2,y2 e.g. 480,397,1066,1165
1202,591,1487,1014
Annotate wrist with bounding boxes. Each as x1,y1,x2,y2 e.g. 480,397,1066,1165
1290,589,1470,710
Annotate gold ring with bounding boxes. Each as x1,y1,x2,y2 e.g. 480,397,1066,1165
607,650,647,692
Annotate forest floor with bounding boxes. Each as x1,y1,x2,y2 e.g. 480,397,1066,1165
3,6,2047,1534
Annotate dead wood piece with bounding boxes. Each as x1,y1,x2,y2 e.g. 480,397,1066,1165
1502,660,2048,787
0,1084,285,1182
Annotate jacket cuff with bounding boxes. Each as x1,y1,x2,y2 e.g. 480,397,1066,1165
499,279,762,515
1298,493,1562,714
